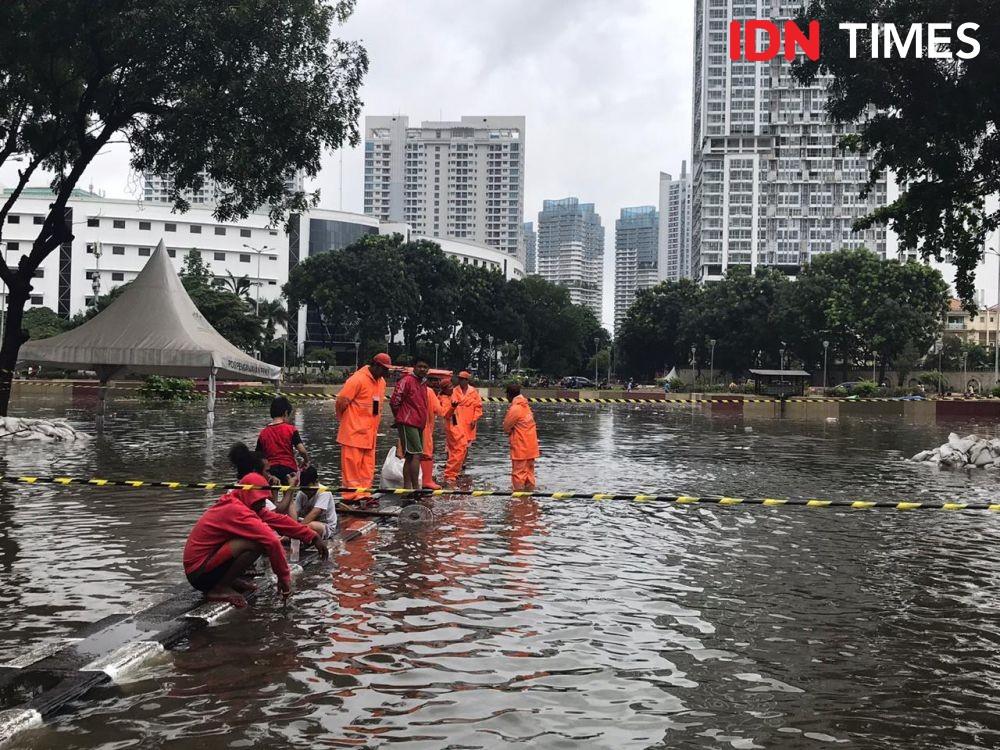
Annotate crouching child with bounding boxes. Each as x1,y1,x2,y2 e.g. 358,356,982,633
183,471,328,608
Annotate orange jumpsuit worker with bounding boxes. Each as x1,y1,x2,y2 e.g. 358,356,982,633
457,371,484,444
336,353,391,500
442,380,468,487
421,380,452,490
502,383,540,490
444,371,482,485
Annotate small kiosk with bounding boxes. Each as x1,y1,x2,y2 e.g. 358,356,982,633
748,369,811,398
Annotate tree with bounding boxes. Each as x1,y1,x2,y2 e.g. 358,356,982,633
0,0,367,414
616,279,702,380
215,270,253,302
283,234,416,356
398,238,462,356
256,299,288,343
793,0,997,306
21,307,67,340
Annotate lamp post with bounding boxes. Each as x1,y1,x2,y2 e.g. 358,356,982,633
594,337,600,384
690,344,697,388
822,340,830,389
517,342,522,372
434,342,439,369
709,339,716,385
779,341,786,372
243,243,272,316
872,348,877,383
963,350,968,391
353,340,359,371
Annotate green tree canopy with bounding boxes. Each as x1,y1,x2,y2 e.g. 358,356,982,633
0,0,367,414
793,0,996,306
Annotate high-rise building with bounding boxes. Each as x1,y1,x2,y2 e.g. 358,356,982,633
523,221,536,274
658,164,692,282
691,0,888,282
614,206,660,331
363,115,525,257
536,197,604,319
143,171,305,206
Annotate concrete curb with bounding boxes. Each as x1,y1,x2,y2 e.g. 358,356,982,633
0,517,379,747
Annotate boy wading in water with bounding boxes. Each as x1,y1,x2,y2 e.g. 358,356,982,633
256,396,309,483
294,465,338,540
183,472,328,607
389,358,429,489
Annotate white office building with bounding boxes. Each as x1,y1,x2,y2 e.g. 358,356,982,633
536,197,604,319
363,115,525,258
659,164,692,282
691,0,888,281
614,206,660,331
143,171,306,206
0,188,522,356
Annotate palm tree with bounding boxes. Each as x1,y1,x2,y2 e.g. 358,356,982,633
257,298,288,340
214,270,253,301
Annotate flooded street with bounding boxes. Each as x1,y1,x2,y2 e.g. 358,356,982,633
4,398,1000,748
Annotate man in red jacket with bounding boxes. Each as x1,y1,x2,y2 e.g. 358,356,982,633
389,357,429,489
183,472,328,608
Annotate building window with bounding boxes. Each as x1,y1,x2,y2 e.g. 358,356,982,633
190,225,201,234
240,228,252,238
33,269,43,278
85,271,95,280
113,219,125,229
165,223,176,232
239,253,251,263
6,216,18,224
214,252,225,261
139,221,151,231
214,227,225,236
30,296,43,305
33,216,44,225
111,272,124,281
139,247,151,257
112,246,125,255
167,248,176,258
6,242,17,251
87,217,99,227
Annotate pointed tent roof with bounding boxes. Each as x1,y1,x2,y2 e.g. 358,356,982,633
18,241,280,381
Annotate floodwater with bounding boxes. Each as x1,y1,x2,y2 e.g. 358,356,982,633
3,397,1000,749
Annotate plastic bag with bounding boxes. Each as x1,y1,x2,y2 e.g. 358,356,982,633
380,447,423,489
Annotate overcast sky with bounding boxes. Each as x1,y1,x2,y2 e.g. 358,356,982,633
0,0,694,331
2,1,992,324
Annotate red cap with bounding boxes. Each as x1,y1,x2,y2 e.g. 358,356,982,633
458,370,472,379
372,352,392,368
235,472,273,506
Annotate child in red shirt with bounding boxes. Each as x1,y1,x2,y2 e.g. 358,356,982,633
256,396,309,483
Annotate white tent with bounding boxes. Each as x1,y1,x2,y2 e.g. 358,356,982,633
18,240,280,427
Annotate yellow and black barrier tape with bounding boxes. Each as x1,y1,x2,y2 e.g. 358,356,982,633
10,380,1000,407
3,473,1000,512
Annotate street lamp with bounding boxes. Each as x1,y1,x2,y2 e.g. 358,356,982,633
963,350,968,392
434,342,439,369
243,243,272,316
517,342,523,372
779,341,786,372
594,337,600,384
353,340,360,371
822,340,830,389
690,344,697,388
709,339,716,385
986,246,1000,386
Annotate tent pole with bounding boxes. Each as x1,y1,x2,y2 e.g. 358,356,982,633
207,367,217,429
96,378,108,432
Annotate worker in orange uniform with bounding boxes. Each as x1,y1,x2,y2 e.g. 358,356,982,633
421,376,452,490
336,352,391,501
444,371,482,486
456,370,483,444
502,383,540,490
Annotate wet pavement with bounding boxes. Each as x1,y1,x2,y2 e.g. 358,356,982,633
2,398,1000,748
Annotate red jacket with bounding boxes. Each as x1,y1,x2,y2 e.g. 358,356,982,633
389,372,428,428
183,489,317,588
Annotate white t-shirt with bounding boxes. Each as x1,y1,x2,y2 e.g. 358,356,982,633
295,489,337,539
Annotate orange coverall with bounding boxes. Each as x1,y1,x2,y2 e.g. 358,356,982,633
443,390,469,484
335,366,386,498
458,385,484,443
421,386,451,488
503,394,540,490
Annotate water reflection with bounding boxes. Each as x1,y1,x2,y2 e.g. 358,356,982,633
6,400,1000,748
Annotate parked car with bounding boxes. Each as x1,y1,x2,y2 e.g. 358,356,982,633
834,381,862,391
561,376,595,389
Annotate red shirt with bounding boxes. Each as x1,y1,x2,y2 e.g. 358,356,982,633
389,372,428,428
256,422,302,470
183,491,317,588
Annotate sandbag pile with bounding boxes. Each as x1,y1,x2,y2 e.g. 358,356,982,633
0,416,92,442
911,433,1000,469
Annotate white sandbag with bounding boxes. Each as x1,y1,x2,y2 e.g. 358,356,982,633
379,447,424,489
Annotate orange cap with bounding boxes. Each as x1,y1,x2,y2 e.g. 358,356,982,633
458,370,472,379
373,352,392,367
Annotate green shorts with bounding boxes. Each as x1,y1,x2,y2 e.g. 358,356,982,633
398,425,424,456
